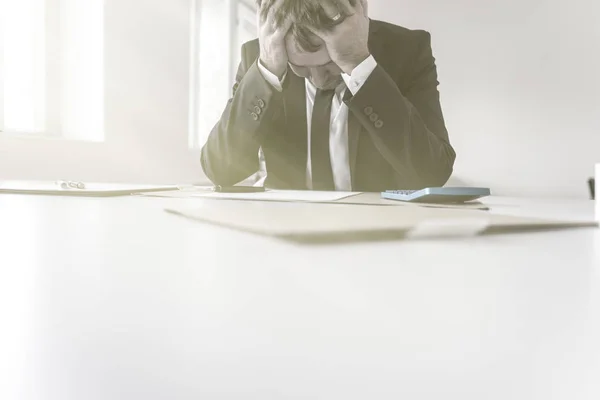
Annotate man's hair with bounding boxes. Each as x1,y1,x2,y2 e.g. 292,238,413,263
256,0,357,52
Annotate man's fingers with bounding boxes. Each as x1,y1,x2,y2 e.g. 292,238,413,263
333,0,356,17
319,0,341,20
305,23,322,37
359,0,369,17
266,0,285,19
258,0,269,22
274,14,293,36
259,0,283,24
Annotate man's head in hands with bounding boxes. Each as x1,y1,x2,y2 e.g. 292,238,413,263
256,0,364,91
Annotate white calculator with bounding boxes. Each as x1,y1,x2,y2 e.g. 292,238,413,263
382,187,491,203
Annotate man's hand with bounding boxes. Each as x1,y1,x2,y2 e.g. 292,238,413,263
313,0,371,75
258,0,293,79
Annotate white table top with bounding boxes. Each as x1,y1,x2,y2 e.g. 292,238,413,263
1,193,599,400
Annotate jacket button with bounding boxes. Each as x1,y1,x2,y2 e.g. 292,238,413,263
369,113,379,122
375,120,384,129
257,99,266,108
251,112,259,121
254,106,262,115
364,106,373,116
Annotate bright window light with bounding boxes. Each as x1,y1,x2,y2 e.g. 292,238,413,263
0,0,104,141
189,0,257,149
0,0,46,134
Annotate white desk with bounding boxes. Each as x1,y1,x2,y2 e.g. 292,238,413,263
1,194,599,400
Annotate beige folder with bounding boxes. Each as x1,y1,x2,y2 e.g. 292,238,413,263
165,201,597,243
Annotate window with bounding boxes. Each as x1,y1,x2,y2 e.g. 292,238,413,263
0,1,209,184
0,0,104,141
189,0,257,149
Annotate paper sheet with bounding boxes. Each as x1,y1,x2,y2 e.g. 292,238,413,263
190,190,361,202
0,180,177,196
140,189,489,209
165,201,597,243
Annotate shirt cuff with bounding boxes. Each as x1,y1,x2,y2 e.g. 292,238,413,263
342,55,377,96
257,59,286,92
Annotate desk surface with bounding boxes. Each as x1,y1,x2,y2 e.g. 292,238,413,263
1,194,599,400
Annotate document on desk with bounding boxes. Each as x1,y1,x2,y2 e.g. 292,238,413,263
165,201,597,243
0,180,177,197
140,189,488,209
189,190,361,203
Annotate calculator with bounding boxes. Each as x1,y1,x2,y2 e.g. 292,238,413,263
382,187,491,203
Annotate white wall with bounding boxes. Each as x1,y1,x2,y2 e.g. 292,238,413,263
369,0,600,198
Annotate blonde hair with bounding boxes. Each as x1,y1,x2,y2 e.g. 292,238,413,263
256,0,357,52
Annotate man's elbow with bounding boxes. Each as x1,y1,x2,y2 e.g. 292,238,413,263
200,147,227,185
426,144,456,187
200,146,255,186
437,145,456,185
432,165,453,187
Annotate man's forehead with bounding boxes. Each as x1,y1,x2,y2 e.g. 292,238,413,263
285,44,331,68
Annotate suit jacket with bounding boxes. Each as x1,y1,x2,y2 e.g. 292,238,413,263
201,20,456,191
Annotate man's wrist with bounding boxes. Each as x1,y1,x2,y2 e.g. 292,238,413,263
340,51,371,75
259,57,287,80
341,54,377,96
257,59,287,92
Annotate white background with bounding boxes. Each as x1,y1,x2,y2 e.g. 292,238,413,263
369,0,600,197
1,0,599,197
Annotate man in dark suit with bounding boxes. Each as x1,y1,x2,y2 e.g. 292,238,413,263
201,0,455,191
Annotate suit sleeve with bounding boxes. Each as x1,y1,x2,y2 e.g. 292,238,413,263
200,43,286,186
345,31,456,188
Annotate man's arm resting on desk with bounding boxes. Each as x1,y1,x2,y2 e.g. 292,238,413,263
201,42,284,186
345,31,456,188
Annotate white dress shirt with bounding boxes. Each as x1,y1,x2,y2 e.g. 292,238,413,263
257,56,377,191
